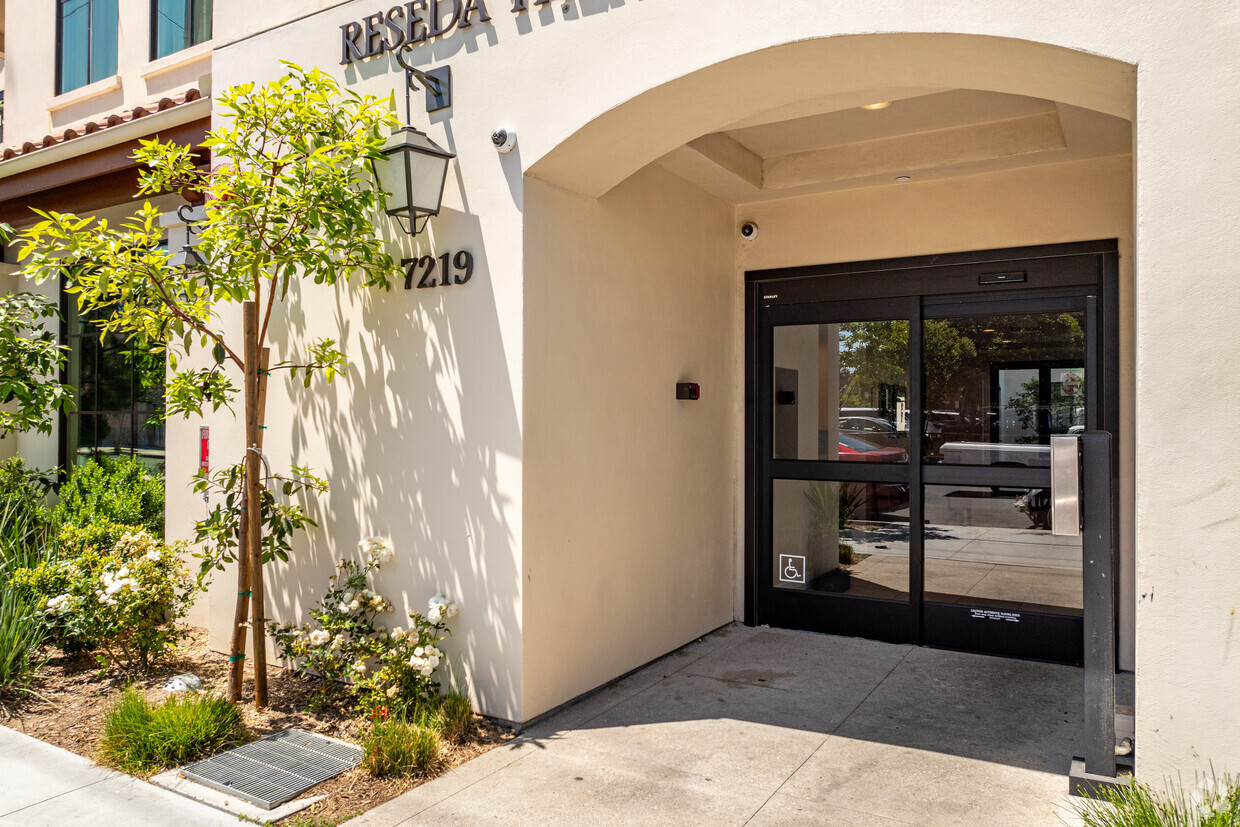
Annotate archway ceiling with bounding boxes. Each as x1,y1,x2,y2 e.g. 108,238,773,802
655,89,1131,205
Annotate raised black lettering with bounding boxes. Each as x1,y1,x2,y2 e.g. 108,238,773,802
459,0,491,27
340,22,365,64
426,0,461,38
406,0,428,43
511,0,527,10
385,5,407,49
363,11,387,56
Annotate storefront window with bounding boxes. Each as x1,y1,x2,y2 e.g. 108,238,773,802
63,297,166,470
57,0,118,95
151,0,213,60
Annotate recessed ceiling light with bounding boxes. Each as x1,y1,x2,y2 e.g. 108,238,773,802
862,101,891,110
895,175,911,183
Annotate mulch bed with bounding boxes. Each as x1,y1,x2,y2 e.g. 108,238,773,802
1,628,515,824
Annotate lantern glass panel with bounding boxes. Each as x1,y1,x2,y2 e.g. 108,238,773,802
377,144,411,213
408,154,450,214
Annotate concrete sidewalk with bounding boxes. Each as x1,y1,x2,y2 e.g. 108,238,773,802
0,725,235,826
350,625,1089,826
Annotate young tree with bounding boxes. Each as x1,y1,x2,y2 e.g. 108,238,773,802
0,274,75,438
17,64,402,707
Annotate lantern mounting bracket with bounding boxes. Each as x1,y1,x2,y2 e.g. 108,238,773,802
395,46,452,117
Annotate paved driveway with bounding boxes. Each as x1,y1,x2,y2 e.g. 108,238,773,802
353,625,1088,826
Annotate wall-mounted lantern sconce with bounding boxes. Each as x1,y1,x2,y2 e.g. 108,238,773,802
377,126,454,236
378,46,456,237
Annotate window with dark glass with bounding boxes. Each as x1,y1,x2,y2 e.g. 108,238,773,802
63,297,166,470
151,0,213,60
56,0,119,95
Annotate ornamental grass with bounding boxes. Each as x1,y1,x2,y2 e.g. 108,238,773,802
99,687,247,774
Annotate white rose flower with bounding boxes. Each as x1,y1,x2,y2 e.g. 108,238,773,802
145,549,161,562
348,600,361,611
353,659,367,673
343,592,355,603
427,606,442,624
117,567,130,578
414,646,424,656
420,666,433,677
309,629,330,646
339,602,350,613
386,685,399,698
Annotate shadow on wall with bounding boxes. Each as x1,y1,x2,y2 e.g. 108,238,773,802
258,207,522,719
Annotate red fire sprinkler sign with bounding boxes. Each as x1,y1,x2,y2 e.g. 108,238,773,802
199,427,210,473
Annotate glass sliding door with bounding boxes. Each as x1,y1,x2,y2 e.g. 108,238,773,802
748,242,1119,665
757,300,918,643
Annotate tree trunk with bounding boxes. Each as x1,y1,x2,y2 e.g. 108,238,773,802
252,345,271,708
228,313,251,704
242,302,268,709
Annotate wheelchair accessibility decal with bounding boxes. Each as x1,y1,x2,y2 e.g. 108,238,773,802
778,554,806,584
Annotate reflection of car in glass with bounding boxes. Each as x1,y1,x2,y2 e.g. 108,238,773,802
938,442,1051,467
840,416,907,450
835,434,909,514
837,433,908,463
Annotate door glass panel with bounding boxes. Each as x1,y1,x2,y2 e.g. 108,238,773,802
772,321,910,462
923,484,1082,616
772,479,909,599
923,311,1085,465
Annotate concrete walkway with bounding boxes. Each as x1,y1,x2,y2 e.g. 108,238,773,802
0,726,235,826
351,625,1088,826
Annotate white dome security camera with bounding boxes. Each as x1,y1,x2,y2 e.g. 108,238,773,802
492,128,517,154
740,221,759,240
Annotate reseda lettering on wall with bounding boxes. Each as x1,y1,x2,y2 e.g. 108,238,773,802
341,0,555,63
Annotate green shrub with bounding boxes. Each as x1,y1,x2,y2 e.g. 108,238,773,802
0,459,54,579
99,688,246,774
54,455,164,537
361,718,443,778
438,693,472,744
0,585,45,700
1076,771,1240,826
13,524,194,670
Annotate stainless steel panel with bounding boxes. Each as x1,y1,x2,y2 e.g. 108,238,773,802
1050,435,1081,537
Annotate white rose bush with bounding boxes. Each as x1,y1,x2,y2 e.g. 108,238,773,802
269,537,460,714
12,523,195,672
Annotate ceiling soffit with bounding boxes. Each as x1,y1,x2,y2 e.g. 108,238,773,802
655,90,1132,204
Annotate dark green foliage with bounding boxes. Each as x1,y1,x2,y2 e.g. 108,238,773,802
99,688,247,774
0,585,45,701
1076,772,1240,826
361,718,443,778
0,460,53,700
53,455,164,536
0,287,75,437
438,693,472,744
0,459,55,579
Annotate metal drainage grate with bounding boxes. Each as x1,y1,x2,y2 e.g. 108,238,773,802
179,728,362,810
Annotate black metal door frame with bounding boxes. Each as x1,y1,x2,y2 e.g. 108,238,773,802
744,240,1120,664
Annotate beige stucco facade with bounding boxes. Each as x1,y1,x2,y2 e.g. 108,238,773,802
2,0,1238,785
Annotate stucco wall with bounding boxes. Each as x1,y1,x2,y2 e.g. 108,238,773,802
522,165,735,719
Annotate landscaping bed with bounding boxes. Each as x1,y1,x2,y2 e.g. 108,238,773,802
4,628,515,825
